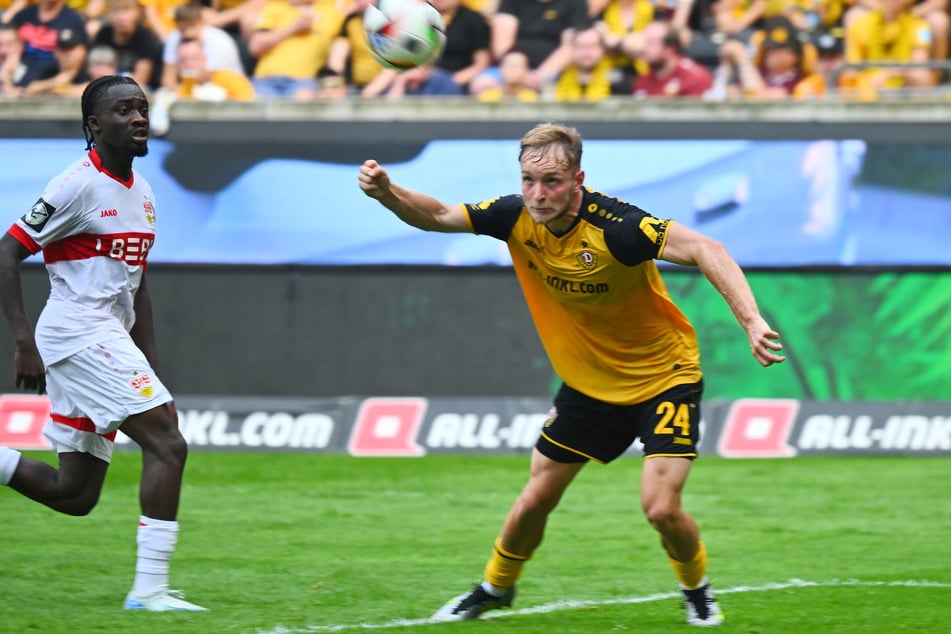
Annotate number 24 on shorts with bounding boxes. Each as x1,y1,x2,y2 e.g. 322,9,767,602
654,401,693,436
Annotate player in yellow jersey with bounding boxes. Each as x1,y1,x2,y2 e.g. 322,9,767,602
358,123,785,628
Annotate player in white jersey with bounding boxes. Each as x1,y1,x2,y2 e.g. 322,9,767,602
0,76,205,612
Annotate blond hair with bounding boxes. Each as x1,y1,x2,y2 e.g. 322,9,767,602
518,123,583,171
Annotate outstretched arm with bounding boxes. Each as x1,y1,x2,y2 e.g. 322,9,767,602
661,222,785,367
358,159,472,233
0,233,45,393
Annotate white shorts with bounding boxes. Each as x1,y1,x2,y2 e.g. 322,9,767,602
43,338,173,463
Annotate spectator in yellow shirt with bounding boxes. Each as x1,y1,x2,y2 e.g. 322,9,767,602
844,0,946,64
793,28,851,99
844,0,935,96
314,0,381,98
141,0,192,40
248,0,343,99
176,36,254,99
554,26,617,99
592,0,654,86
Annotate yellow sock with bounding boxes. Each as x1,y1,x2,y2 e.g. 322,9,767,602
483,538,530,589
667,540,707,589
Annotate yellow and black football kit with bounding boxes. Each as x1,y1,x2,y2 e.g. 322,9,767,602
463,188,704,462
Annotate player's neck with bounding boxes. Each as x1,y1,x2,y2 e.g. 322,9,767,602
544,190,584,235
94,148,134,182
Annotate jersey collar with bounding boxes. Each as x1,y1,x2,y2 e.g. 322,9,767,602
88,148,135,189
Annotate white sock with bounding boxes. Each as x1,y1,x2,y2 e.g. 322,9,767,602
131,515,179,597
0,447,22,485
480,580,508,597
680,576,710,591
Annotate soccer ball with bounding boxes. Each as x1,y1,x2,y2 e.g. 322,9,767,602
364,0,447,70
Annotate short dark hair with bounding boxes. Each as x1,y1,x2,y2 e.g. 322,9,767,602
80,74,139,150
173,2,203,23
662,23,684,54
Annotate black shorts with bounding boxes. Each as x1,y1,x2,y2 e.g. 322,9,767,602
536,381,704,464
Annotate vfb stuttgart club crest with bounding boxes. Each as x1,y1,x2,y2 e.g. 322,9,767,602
143,199,155,226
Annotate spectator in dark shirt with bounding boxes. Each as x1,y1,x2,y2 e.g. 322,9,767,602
23,26,90,95
472,0,589,94
92,0,164,91
378,0,492,98
10,0,88,83
429,0,492,91
0,22,28,95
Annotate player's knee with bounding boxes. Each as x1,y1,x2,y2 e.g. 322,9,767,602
153,429,188,468
58,485,102,516
137,422,188,470
124,405,189,467
643,499,680,530
517,488,561,516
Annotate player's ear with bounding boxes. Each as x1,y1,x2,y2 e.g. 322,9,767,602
86,114,100,136
575,169,585,190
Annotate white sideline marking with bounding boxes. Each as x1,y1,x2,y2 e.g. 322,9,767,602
255,579,951,633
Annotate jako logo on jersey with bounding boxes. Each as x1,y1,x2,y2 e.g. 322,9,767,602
348,398,427,456
22,199,54,232
0,394,52,450
130,372,154,397
717,398,799,458
100,209,118,217
576,249,597,269
143,200,155,226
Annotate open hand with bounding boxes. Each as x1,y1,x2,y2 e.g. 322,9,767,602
747,317,786,367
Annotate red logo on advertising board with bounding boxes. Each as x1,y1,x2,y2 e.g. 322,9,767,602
718,399,799,458
348,398,427,457
0,394,52,450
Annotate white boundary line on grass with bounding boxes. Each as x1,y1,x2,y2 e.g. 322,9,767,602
255,578,951,634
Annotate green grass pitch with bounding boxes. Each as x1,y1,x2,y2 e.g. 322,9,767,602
1,452,949,633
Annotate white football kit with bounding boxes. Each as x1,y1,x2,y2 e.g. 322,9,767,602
7,149,172,461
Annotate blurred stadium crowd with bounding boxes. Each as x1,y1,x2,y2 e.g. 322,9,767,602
0,0,947,104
